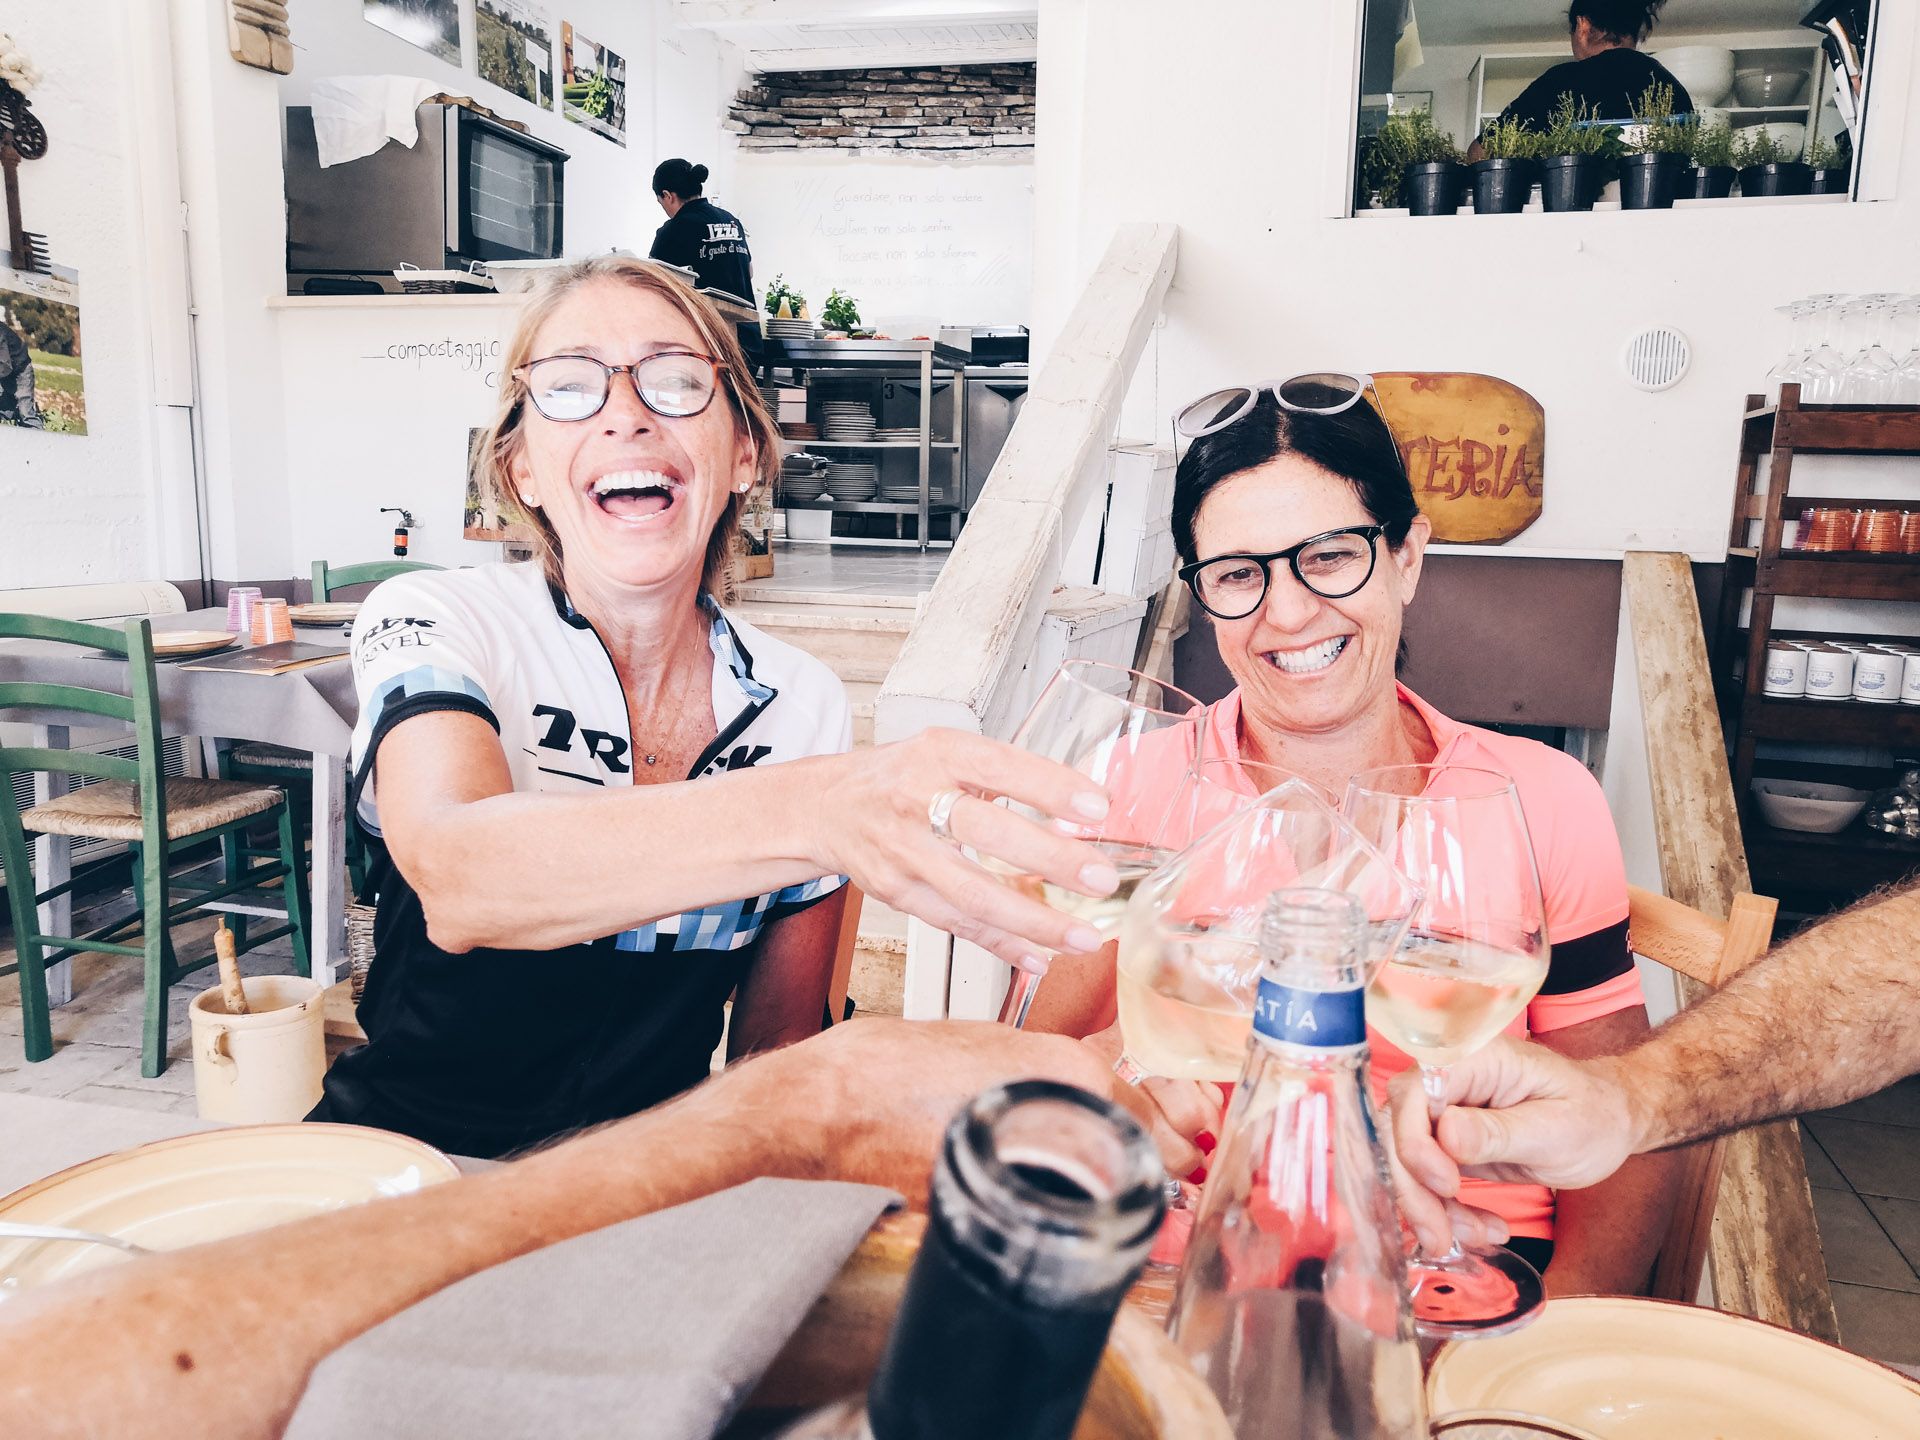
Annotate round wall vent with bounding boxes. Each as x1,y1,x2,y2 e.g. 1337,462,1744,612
1622,325,1692,391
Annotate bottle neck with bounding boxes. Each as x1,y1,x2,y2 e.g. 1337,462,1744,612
1253,889,1372,1070
866,1082,1163,1440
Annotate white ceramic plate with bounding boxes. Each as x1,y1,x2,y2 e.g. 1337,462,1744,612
0,1124,460,1295
1428,1296,1920,1438
151,629,239,658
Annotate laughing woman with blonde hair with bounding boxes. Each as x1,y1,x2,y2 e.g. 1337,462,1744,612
310,257,1123,1156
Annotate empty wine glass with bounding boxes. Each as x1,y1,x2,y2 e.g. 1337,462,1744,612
988,661,1204,1029
1798,293,1849,403
1890,294,1920,405
1345,763,1552,1340
1840,293,1902,403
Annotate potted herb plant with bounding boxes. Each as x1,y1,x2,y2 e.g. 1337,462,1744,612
1620,83,1692,210
763,274,808,321
1539,95,1621,212
1807,132,1850,195
1471,115,1541,214
821,288,861,336
1685,119,1737,199
1394,110,1466,216
1735,126,1811,197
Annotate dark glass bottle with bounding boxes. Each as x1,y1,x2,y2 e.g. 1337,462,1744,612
777,1079,1165,1440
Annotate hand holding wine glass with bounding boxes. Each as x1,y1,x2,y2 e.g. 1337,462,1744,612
1344,762,1551,1339
984,660,1205,1028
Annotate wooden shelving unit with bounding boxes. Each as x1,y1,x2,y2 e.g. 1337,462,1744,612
1711,385,1920,910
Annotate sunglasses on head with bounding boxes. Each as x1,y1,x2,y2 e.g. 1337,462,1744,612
1173,372,1380,439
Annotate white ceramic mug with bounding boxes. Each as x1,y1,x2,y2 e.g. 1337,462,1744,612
1854,650,1904,702
1763,643,1809,697
1904,653,1920,704
1804,645,1856,700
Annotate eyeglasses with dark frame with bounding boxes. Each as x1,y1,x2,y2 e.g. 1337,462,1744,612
515,351,733,423
1178,525,1388,620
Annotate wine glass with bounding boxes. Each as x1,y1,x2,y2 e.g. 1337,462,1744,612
1165,755,1338,851
1115,778,1421,1087
990,660,1205,1029
1343,763,1552,1340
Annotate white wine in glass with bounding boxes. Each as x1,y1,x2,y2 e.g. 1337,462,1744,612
1366,933,1547,1068
1114,919,1261,1084
989,661,1205,1029
1345,762,1551,1340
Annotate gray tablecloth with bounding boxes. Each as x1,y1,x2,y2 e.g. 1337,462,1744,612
0,608,356,754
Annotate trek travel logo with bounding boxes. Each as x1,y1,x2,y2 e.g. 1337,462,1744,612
356,617,437,661
532,704,631,776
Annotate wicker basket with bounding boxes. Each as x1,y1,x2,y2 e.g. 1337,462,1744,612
345,902,376,1005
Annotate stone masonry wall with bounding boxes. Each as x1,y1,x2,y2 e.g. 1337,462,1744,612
726,63,1035,156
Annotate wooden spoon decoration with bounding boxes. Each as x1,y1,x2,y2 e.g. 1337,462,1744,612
215,921,249,1017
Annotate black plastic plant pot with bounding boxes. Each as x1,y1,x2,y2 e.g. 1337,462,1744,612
1539,154,1598,212
1810,166,1851,195
1684,164,1736,199
1619,152,1685,210
1470,158,1536,214
1739,162,1813,197
1404,161,1465,216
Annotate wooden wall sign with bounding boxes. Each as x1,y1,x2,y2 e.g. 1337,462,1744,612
1373,372,1544,544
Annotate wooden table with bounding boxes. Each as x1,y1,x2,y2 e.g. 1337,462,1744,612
0,610,359,992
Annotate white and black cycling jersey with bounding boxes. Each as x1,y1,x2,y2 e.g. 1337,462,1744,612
314,561,851,1157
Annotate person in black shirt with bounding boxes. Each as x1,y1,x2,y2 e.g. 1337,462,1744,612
1468,0,1694,159
648,158,753,304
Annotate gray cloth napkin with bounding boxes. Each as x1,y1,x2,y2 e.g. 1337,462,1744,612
285,1177,899,1440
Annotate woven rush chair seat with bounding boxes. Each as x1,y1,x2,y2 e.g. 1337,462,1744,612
21,777,284,842
230,741,313,772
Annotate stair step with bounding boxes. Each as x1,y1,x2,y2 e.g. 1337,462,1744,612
736,602,912,685
737,584,920,611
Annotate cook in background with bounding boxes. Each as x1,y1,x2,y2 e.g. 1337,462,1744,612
1466,0,1695,161
649,157,762,372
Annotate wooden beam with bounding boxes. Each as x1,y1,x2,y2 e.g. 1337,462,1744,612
1623,550,1840,1343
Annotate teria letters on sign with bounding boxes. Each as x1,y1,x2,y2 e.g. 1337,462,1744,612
1373,372,1545,544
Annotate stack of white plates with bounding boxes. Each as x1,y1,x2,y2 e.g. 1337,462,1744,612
878,482,925,503
766,317,817,341
873,427,923,442
825,462,877,500
782,474,828,501
821,401,878,441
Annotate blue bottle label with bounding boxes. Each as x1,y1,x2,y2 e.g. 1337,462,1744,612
1253,977,1366,1049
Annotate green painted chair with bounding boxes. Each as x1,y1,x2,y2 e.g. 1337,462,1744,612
0,613,310,1077
224,559,444,900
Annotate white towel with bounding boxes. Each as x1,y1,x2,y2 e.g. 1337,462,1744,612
310,76,462,168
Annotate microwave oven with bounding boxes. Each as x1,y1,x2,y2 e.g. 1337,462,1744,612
285,102,567,291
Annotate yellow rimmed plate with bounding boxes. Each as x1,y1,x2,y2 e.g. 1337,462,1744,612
0,1123,460,1296
150,629,238,658
1427,1295,1920,1438
287,602,360,627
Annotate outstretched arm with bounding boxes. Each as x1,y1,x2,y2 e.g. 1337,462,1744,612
0,1019,1118,1440
1392,881,1920,1250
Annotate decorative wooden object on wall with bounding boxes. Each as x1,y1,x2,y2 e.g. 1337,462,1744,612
0,79,49,274
229,0,294,76
1373,372,1545,544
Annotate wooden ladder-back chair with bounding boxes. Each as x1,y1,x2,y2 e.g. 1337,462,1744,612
1628,882,1779,1303
0,614,310,1076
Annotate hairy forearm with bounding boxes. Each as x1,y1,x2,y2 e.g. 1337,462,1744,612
0,1066,811,1440
1618,883,1920,1154
410,756,841,952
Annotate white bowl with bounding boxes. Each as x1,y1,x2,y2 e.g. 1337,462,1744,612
1752,778,1869,834
1654,46,1735,108
1738,122,1806,161
1733,65,1810,108
482,259,569,294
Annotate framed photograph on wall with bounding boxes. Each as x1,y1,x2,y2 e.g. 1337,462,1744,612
476,0,554,109
364,0,462,67
560,21,626,146
0,264,85,436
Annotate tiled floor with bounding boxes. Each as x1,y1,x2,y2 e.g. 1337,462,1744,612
0,874,309,1118
744,541,946,597
1800,1080,1920,1367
